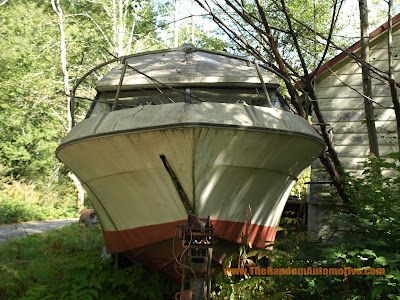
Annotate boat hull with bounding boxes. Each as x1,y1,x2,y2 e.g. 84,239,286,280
57,103,324,255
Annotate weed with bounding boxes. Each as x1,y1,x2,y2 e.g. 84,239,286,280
0,224,178,299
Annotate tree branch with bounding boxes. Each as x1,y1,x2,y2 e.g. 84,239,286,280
313,0,341,78
277,0,309,77
253,0,306,117
66,12,114,55
293,16,400,88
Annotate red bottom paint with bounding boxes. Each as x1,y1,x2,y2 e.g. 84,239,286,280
212,219,277,248
103,219,276,254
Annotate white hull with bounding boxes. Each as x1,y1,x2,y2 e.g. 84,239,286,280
57,103,324,253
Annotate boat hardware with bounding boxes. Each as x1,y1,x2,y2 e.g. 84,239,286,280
254,61,273,108
111,59,127,111
176,215,215,300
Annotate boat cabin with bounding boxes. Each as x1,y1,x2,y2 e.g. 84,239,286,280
85,44,287,118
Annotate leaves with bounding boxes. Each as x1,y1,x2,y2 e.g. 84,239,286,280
374,256,389,267
0,180,78,224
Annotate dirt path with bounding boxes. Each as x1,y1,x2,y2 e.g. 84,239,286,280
0,218,79,245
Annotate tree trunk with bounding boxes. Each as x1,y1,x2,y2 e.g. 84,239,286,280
191,11,195,43
387,0,400,150
174,0,179,47
319,153,349,203
359,0,380,159
0,0,9,7
112,0,118,55
389,80,400,150
51,0,85,212
118,0,124,56
388,0,394,80
68,172,85,211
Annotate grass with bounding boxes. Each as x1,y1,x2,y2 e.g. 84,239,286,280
0,224,178,300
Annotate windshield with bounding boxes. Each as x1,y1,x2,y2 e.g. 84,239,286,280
86,87,287,118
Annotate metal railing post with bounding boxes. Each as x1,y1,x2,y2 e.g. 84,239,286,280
112,59,128,111
255,62,273,107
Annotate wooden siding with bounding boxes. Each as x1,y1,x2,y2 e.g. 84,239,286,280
311,22,400,178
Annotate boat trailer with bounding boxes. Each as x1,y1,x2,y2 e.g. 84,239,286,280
175,214,215,300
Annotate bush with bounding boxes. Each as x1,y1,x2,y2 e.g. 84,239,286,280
0,180,78,224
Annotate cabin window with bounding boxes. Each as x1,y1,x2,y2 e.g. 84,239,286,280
86,87,283,118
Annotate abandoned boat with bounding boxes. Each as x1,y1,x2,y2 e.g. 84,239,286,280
56,44,324,276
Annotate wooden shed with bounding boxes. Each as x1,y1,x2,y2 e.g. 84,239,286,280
308,14,400,233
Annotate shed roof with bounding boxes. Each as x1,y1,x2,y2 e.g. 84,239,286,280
96,45,280,92
312,13,400,80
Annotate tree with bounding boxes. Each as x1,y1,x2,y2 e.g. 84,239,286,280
51,0,85,212
359,0,380,160
49,0,166,210
0,0,80,222
0,0,64,181
387,0,400,150
193,0,400,203
194,0,350,202
0,0,9,6
174,18,228,50
66,0,163,58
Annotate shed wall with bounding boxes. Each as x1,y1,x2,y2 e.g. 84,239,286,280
308,23,400,233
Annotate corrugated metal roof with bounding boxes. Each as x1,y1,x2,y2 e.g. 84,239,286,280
96,45,279,92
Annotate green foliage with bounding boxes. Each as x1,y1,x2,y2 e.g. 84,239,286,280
0,180,78,224
315,153,400,299
0,0,166,220
211,0,343,73
212,247,272,299
0,0,83,220
0,0,63,181
0,224,178,299
290,167,310,198
194,30,229,51
213,153,400,299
